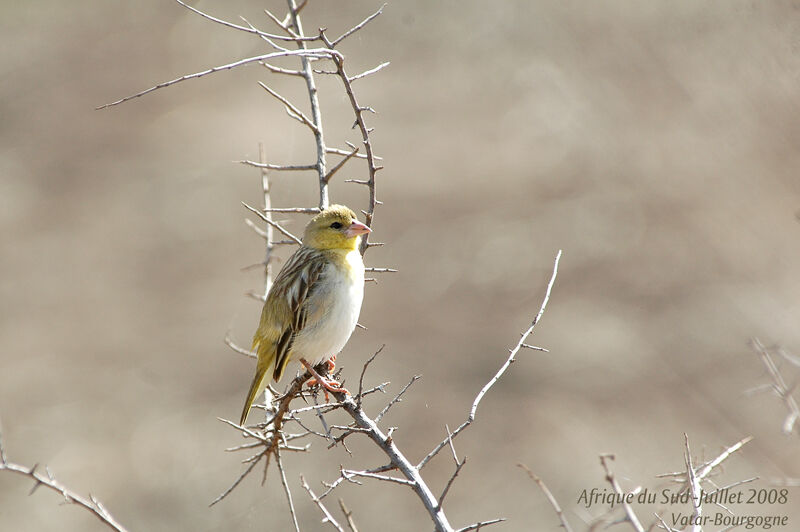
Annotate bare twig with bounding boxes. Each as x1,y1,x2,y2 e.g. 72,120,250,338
287,0,328,209
301,475,344,531
210,451,264,507
225,331,256,359
323,146,360,183
259,82,320,134
375,375,420,422
258,143,274,296
242,201,302,245
276,452,300,532
348,61,391,82
750,338,800,434
454,518,506,532
245,218,268,239
0,423,129,532
469,250,561,420
599,454,645,532
683,435,702,532
326,146,377,160
173,0,318,44
437,457,466,509
654,513,678,532
518,463,574,532
263,8,294,35
342,468,414,486
97,48,341,109
239,160,317,172
338,498,359,532
260,62,304,76
330,4,386,47
419,250,562,470
263,207,321,214
695,436,752,481
357,344,386,406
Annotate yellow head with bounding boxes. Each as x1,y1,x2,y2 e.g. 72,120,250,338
302,205,371,251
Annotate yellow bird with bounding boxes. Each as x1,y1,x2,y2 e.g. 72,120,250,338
239,205,371,425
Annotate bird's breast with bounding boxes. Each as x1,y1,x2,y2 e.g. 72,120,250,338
292,250,364,366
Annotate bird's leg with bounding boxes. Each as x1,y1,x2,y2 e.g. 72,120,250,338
326,354,336,373
300,357,349,402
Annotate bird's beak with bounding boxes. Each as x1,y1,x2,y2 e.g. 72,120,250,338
345,220,371,238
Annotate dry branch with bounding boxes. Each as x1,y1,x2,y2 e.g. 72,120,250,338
419,250,562,470
338,498,359,532
301,475,344,531
518,463,574,532
241,201,302,245
0,423,128,532
599,454,645,532
97,48,341,110
287,0,329,209
173,0,317,44
749,338,800,435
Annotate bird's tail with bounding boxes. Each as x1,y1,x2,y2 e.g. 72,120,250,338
240,362,268,426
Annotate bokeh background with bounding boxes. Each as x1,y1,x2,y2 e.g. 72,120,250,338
2,1,800,530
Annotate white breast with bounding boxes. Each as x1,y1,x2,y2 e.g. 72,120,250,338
290,250,364,368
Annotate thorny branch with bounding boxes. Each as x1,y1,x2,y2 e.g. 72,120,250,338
96,48,341,110
748,338,800,435
301,475,344,531
418,250,562,471
338,498,359,532
599,454,645,532
517,464,574,532
0,422,129,532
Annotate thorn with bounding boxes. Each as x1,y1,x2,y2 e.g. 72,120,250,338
29,480,44,496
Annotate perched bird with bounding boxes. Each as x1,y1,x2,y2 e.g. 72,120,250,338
239,205,371,425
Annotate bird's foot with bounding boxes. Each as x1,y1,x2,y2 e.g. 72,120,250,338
300,357,349,402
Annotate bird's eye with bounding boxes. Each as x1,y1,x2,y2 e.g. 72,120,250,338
330,222,343,229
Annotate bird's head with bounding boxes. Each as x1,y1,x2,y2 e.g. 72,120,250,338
303,204,371,251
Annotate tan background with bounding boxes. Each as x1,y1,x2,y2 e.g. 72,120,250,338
2,1,800,530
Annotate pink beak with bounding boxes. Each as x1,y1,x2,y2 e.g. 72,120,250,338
345,220,371,238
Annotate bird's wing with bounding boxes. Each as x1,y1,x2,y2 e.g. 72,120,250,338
240,247,326,425
269,247,327,381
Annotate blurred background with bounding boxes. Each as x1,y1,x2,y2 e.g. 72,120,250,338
2,1,800,530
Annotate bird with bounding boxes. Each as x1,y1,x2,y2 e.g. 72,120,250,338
239,204,371,425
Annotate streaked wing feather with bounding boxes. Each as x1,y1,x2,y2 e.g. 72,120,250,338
270,247,326,380
273,328,295,381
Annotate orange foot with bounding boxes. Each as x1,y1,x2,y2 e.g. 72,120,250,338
300,357,350,402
